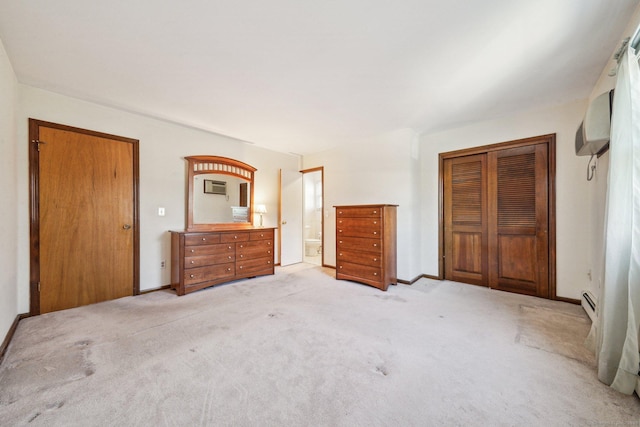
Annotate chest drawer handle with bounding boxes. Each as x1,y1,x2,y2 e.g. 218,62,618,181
373,272,378,276
339,265,343,269
190,260,195,264
373,210,377,214
234,235,238,239
240,244,244,248
267,261,271,264
339,253,343,256
339,211,343,215
267,242,271,245
373,243,378,247
240,255,244,258
373,231,377,235
260,233,264,237
227,267,231,272
267,250,271,254
339,230,343,233
228,246,232,250
202,237,206,241
374,221,377,225
228,255,232,259
374,258,378,262
339,241,343,244
190,274,195,278
239,266,243,269
190,249,195,253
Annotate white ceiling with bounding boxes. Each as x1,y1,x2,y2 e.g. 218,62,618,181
1,0,638,155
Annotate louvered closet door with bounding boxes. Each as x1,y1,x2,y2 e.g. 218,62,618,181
444,154,488,286
488,144,548,297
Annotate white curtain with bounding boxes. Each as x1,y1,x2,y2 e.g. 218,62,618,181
596,46,640,395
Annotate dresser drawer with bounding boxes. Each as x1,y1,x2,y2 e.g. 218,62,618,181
237,240,274,258
184,263,235,285
250,229,274,240
236,257,274,276
336,249,382,267
337,261,382,283
336,236,382,254
220,232,250,243
184,233,221,246
185,253,235,268
337,218,383,238
336,207,383,218
184,243,234,257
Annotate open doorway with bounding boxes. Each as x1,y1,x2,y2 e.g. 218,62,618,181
302,167,323,265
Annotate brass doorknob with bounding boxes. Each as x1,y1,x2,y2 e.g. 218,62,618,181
123,224,132,230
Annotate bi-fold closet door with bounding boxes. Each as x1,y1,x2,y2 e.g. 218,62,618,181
442,136,553,298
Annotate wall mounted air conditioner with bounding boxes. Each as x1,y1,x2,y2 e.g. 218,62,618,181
575,90,614,156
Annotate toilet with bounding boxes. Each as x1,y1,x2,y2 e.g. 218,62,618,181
304,239,321,256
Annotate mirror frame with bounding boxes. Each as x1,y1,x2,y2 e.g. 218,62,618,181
185,155,256,231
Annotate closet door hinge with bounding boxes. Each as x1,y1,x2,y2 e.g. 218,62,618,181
31,139,46,151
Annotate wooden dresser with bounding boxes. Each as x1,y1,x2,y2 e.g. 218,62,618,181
170,228,275,295
334,205,398,291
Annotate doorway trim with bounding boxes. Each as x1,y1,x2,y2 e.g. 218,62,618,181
301,166,325,267
28,119,140,315
438,134,557,299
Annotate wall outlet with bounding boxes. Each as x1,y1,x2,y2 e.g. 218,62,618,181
161,260,166,269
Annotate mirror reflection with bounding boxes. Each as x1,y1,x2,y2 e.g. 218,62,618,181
185,155,256,231
193,174,250,224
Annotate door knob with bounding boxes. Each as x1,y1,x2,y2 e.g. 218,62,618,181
282,221,287,225
123,224,132,230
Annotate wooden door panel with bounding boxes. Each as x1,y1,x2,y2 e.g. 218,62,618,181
489,143,548,297
444,155,488,286
451,232,483,275
30,120,139,314
497,235,536,282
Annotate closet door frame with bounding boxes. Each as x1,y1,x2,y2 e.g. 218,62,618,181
437,134,557,300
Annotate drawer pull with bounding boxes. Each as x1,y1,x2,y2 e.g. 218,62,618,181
373,231,377,235
373,272,378,276
228,256,232,259
374,258,378,262
202,237,206,241
260,233,264,237
339,211,343,214
373,243,378,247
240,255,244,258
227,268,231,272
190,249,195,253
190,260,195,264
339,266,343,269
239,266,243,269
339,241,343,244
234,235,238,239
240,244,244,248
190,274,195,278
374,221,377,224
267,242,271,245
339,230,343,233
228,246,232,249
267,250,271,254
267,261,271,264
373,210,377,214
339,253,343,256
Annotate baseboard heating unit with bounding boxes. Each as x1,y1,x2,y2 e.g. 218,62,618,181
581,290,597,323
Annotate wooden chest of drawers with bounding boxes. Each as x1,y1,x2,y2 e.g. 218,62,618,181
171,228,275,295
334,205,398,291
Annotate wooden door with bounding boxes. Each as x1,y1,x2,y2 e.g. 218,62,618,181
29,119,139,314
443,154,488,286
441,135,554,299
488,144,549,297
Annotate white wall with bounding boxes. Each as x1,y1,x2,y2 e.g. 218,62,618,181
15,85,299,313
584,4,640,303
302,128,423,282
0,39,18,340
419,100,589,300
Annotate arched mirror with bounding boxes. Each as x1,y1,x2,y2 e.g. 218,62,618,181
186,155,256,231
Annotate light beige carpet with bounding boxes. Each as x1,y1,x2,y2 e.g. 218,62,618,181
0,263,638,426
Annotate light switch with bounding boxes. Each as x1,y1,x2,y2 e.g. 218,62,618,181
158,207,165,216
